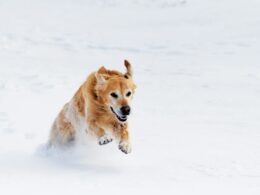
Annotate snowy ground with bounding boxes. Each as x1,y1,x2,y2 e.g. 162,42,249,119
1,0,260,194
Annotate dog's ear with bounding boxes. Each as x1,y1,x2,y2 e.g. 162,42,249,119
95,66,108,85
97,66,107,74
124,60,133,78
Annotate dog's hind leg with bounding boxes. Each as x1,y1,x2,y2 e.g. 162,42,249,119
49,104,76,147
49,121,75,147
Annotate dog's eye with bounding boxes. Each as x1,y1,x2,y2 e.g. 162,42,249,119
126,91,131,97
110,92,118,98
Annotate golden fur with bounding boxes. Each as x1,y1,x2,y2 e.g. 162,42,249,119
49,60,136,154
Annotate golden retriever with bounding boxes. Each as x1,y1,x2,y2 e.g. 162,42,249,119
48,60,136,154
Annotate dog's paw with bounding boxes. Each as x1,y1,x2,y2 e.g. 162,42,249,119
119,142,132,154
98,136,113,145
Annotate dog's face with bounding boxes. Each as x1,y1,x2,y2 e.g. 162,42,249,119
95,60,136,122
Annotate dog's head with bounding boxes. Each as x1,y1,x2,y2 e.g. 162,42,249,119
95,60,136,122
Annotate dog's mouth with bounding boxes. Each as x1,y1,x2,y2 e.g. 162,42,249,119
110,107,127,122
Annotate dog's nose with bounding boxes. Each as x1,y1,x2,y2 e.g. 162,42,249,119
120,106,131,115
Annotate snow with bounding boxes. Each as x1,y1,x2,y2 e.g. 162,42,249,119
1,0,260,194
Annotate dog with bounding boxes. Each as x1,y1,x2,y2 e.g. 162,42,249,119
48,60,136,154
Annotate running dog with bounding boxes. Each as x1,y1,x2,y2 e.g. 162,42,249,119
49,60,136,154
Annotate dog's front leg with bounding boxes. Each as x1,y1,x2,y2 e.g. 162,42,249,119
87,120,113,145
97,127,113,145
115,124,132,154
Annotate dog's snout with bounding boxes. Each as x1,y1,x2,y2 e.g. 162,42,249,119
120,106,131,115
